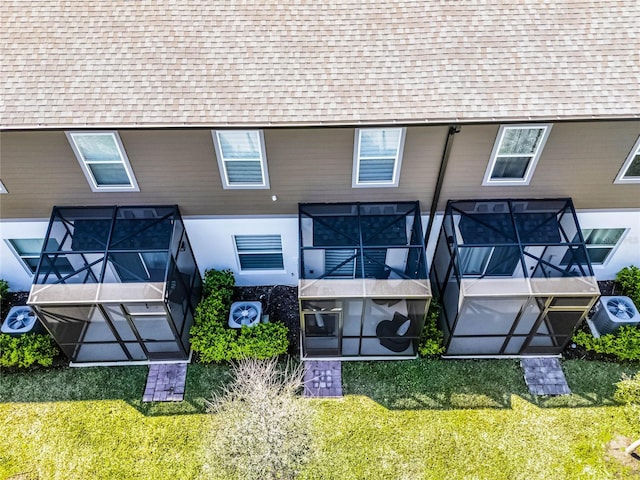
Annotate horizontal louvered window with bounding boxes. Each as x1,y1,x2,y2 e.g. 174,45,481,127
353,128,406,187
234,235,284,271
213,130,270,189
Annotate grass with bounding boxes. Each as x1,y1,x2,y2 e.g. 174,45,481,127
1,359,639,479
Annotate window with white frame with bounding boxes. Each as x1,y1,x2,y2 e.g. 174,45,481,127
7,238,73,275
66,131,139,192
353,127,406,187
234,235,284,271
0,179,7,194
482,124,552,186
213,130,269,189
580,228,626,265
615,136,640,184
7,238,43,273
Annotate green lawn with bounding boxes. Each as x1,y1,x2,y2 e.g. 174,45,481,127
1,360,638,480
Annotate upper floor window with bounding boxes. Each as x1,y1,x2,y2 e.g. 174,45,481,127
66,131,139,192
353,127,406,187
0,179,7,194
234,235,284,271
482,124,552,186
212,130,269,189
614,136,640,184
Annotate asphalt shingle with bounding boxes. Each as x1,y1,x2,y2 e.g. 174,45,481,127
2,1,639,128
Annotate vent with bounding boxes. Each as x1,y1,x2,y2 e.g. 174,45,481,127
591,296,640,335
1,306,42,335
228,301,263,328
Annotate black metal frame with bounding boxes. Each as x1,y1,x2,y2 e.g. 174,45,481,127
299,201,428,280
298,201,431,358
30,205,202,363
431,198,598,356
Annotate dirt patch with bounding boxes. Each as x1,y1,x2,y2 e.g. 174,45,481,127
605,434,640,476
233,285,300,355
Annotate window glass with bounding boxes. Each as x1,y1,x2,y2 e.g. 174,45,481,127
483,125,551,185
615,136,640,183
66,131,139,192
213,130,269,188
353,127,405,187
234,235,284,270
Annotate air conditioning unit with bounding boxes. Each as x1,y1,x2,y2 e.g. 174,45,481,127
591,296,640,335
228,301,262,328
1,306,43,335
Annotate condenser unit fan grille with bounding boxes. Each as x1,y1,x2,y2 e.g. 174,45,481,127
606,298,636,320
228,301,262,328
1,306,38,334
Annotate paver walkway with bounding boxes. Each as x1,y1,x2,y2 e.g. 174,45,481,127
521,357,571,396
303,360,342,398
143,363,187,402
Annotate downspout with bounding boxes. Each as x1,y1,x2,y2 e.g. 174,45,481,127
424,125,461,245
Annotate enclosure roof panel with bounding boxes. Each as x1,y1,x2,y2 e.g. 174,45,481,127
2,1,639,129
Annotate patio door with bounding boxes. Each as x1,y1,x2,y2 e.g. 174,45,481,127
301,301,341,356
124,304,186,360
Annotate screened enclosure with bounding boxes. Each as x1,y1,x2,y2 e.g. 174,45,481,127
431,199,600,356
27,206,202,363
299,202,431,358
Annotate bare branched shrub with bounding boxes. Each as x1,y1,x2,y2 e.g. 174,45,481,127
203,358,314,480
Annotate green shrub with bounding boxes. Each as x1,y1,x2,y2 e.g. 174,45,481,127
202,268,235,303
615,372,640,405
418,301,445,357
193,321,290,363
616,265,640,309
573,325,640,361
0,333,59,368
191,268,289,363
0,279,9,301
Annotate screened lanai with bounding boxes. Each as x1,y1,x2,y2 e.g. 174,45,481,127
299,202,431,358
431,199,600,356
27,206,202,364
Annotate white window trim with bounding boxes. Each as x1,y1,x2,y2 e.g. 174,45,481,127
352,127,406,188
66,131,140,192
582,228,628,267
614,135,640,184
5,238,43,275
233,235,285,273
482,124,552,186
212,130,270,189
0,179,7,194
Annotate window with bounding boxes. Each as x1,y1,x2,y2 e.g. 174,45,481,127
234,235,284,271
7,238,43,273
7,238,73,275
213,130,269,189
66,131,139,192
483,124,552,186
0,179,7,194
353,128,406,187
615,136,640,184
581,228,626,265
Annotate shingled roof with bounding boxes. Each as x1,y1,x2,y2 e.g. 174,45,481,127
2,1,639,128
